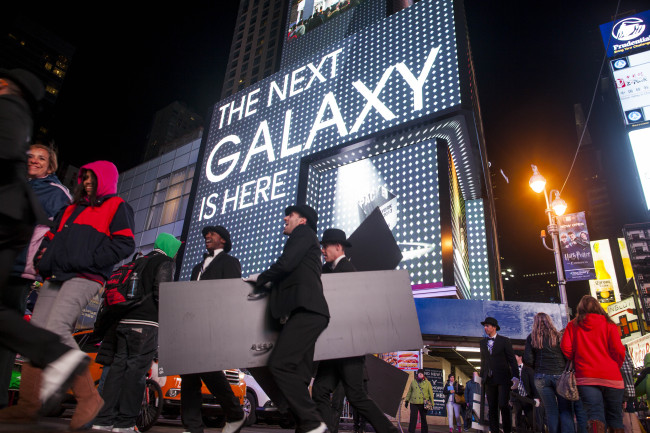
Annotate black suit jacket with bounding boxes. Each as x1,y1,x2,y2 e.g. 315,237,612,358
480,334,519,385
257,224,330,320
322,256,356,273
517,364,537,399
190,251,242,281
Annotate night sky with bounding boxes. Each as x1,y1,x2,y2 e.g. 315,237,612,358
14,0,650,282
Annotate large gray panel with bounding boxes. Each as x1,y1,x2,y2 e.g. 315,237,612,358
158,270,422,375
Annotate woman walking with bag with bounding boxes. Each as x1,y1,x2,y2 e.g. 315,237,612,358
561,295,626,433
524,312,575,433
443,374,463,433
405,369,434,433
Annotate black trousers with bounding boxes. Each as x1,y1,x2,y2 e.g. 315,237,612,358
180,370,244,433
268,310,329,433
486,382,513,433
0,218,69,377
408,403,428,433
313,357,398,433
511,392,534,432
94,324,158,428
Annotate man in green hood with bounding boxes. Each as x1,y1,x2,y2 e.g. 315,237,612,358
93,233,181,432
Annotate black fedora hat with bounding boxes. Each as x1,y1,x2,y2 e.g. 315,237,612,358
0,68,44,112
285,204,318,232
480,316,500,331
320,228,351,247
201,225,232,253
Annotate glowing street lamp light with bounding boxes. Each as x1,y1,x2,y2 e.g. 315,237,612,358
529,165,569,314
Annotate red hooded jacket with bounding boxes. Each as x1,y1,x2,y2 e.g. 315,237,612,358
560,313,625,388
37,161,135,283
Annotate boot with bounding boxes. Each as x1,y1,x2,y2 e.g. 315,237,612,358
69,369,103,431
588,420,606,433
458,426,462,433
0,364,42,423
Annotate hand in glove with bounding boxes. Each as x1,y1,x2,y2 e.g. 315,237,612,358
405,401,409,408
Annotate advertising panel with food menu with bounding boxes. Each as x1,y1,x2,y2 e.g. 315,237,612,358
378,351,420,371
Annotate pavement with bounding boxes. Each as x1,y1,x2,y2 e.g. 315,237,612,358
0,416,482,433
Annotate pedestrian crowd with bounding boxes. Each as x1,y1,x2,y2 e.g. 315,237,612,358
0,67,641,433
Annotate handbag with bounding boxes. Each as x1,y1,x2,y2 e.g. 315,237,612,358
416,381,433,411
556,359,579,401
455,393,465,405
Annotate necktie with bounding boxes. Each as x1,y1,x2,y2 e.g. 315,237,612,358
518,365,526,396
487,337,494,354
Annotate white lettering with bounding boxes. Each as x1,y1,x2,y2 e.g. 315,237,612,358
268,74,289,107
245,88,261,117
350,66,397,133
394,46,441,111
239,179,256,209
205,135,241,183
271,170,288,200
304,92,348,150
280,109,301,158
290,66,307,97
203,193,219,220
222,186,240,214
240,121,276,172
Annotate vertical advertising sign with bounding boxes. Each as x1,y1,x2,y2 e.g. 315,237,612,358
629,128,650,210
423,368,445,417
607,297,642,343
589,239,621,310
623,223,650,323
557,212,596,281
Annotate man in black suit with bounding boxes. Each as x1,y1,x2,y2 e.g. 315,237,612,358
182,225,245,433
312,229,398,433
511,352,538,433
255,205,330,433
479,317,519,433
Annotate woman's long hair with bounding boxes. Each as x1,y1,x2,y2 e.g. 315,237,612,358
72,168,98,206
531,312,562,349
575,295,614,326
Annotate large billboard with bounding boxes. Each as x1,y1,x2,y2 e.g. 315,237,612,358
179,0,477,285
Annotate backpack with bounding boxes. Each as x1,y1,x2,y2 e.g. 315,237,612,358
103,256,151,312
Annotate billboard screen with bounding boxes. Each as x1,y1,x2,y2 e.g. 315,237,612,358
179,0,467,282
600,9,650,58
610,50,650,126
629,127,650,210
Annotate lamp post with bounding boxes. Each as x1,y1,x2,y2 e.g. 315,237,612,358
529,165,569,314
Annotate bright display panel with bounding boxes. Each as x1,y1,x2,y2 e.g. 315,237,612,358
600,9,650,58
179,0,464,281
629,127,650,210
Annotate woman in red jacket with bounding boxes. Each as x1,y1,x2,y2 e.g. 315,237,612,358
0,161,134,430
560,295,626,433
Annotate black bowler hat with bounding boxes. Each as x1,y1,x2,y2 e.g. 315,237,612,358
320,228,351,247
481,316,500,331
201,225,232,253
0,68,45,113
285,204,318,232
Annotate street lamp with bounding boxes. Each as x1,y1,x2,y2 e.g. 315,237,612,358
529,165,569,313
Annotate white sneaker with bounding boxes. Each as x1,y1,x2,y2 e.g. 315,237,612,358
111,427,139,432
92,425,114,431
39,349,90,415
305,422,328,433
222,415,247,433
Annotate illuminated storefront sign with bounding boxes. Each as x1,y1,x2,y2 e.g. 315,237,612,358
179,0,474,283
610,51,650,126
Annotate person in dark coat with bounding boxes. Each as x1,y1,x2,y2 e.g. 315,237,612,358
511,352,538,433
255,205,330,433
312,229,398,433
479,317,520,433
0,68,89,423
182,225,245,433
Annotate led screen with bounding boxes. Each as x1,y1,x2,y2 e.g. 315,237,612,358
629,127,650,210
600,9,650,58
306,139,442,286
179,0,463,280
611,50,650,125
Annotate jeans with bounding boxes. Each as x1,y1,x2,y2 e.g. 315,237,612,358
94,324,158,428
534,374,574,433
447,400,461,428
578,385,624,429
574,399,588,433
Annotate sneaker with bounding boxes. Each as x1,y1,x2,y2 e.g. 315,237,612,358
111,427,139,432
223,415,247,433
305,422,328,433
39,349,90,415
92,425,114,431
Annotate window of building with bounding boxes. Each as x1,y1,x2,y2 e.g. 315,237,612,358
144,165,195,230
